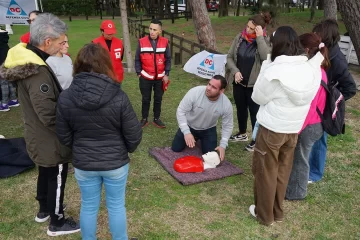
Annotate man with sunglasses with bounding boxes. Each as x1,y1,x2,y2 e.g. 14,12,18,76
0,13,80,237
20,10,42,44
135,19,171,128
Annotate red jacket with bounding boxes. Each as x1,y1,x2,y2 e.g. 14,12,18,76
139,36,168,80
93,36,124,83
20,32,30,43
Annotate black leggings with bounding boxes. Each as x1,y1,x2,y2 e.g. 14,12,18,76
233,84,259,134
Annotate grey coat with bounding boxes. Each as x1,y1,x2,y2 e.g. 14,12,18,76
226,33,270,87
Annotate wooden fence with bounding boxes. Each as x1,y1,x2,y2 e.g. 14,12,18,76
128,18,221,66
339,35,359,65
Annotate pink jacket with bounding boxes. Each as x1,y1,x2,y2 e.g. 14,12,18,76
300,68,328,132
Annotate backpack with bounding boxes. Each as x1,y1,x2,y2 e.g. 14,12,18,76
316,80,345,136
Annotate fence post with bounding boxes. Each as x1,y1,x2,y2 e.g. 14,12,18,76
191,43,194,56
171,13,175,24
179,37,183,65
170,34,174,59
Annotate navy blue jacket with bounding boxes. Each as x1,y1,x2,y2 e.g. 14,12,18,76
56,72,142,171
327,44,356,101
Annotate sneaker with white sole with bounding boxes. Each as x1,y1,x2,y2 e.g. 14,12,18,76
8,99,20,107
47,217,80,237
249,204,257,218
229,133,248,142
245,140,256,152
0,104,10,112
35,204,67,223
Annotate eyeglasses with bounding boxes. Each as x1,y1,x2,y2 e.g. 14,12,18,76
26,19,35,24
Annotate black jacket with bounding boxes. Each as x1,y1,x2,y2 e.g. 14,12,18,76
0,31,9,65
56,72,142,171
327,44,357,101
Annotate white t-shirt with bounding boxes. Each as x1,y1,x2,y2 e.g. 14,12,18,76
46,54,73,90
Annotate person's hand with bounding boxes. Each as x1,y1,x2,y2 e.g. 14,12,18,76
184,133,196,148
255,25,263,37
234,72,243,84
163,75,169,84
215,146,225,161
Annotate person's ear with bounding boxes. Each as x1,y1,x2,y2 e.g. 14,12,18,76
220,88,225,94
305,48,310,54
44,38,51,47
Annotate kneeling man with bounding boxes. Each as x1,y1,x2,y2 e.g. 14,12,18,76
172,75,233,161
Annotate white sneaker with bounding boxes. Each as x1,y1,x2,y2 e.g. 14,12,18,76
229,133,248,142
249,205,256,218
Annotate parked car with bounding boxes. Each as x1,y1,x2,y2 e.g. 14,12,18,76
206,0,219,11
170,0,186,12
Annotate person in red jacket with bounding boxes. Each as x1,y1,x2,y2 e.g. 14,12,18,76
20,10,42,43
135,19,171,128
92,20,124,83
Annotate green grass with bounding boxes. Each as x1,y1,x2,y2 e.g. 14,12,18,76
1,12,360,239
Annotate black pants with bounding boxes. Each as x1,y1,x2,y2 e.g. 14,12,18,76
36,163,68,226
139,76,164,119
233,84,259,134
171,127,217,154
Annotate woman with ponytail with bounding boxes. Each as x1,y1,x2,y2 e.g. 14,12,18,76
286,33,329,200
226,12,271,151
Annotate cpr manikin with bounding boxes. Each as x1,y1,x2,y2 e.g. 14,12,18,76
174,151,221,173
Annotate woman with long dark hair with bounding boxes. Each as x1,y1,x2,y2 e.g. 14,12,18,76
56,43,142,239
286,33,330,200
249,26,324,226
226,13,271,151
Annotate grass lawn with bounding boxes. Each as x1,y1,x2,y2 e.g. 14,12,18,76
0,11,359,239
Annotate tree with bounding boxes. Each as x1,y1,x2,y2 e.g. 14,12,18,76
189,0,217,50
119,0,134,72
218,0,229,17
236,0,241,16
323,0,337,20
337,0,360,62
318,0,324,10
309,0,317,22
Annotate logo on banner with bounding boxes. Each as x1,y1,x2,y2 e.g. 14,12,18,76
200,54,215,70
7,0,27,16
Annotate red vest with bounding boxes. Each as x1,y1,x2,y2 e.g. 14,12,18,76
139,36,168,80
93,36,124,83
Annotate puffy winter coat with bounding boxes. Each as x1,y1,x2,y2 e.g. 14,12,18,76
56,72,142,171
252,52,324,133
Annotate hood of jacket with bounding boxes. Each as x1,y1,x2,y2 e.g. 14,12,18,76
68,72,121,110
260,52,323,106
0,43,46,81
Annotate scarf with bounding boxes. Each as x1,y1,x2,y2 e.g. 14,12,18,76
241,27,267,44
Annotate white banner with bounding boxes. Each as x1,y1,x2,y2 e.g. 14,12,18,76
0,0,37,25
183,50,227,79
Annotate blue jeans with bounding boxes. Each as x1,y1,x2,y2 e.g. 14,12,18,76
252,121,259,141
171,127,217,154
74,164,129,240
0,79,17,105
309,132,327,182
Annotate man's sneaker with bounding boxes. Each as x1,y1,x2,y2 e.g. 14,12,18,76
47,217,80,236
8,99,20,107
140,118,149,128
0,104,10,112
245,140,256,152
229,133,248,142
35,204,67,223
308,180,314,184
35,212,50,223
153,118,166,128
249,205,257,218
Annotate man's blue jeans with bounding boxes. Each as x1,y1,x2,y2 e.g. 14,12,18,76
74,164,129,240
309,132,328,182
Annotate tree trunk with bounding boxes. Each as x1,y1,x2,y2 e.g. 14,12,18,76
337,0,360,62
309,0,317,22
119,0,134,72
158,0,165,18
189,0,217,50
236,0,241,16
318,0,324,10
324,0,337,19
165,0,171,14
218,0,229,17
